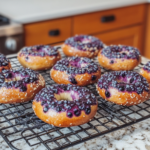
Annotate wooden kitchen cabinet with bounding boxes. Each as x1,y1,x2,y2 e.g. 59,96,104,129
95,25,143,53
144,4,150,58
24,4,146,51
24,18,72,46
73,4,145,35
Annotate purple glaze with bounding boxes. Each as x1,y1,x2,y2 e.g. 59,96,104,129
97,71,149,96
0,68,39,92
0,53,10,67
19,45,59,57
34,84,97,117
143,61,150,72
65,35,103,52
101,45,140,60
53,56,100,75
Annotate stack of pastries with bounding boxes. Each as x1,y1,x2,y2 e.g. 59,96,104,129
0,34,149,127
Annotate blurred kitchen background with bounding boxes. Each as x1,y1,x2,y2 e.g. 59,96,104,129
0,0,150,58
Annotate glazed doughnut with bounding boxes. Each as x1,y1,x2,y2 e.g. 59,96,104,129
50,57,101,86
62,35,103,58
0,53,11,72
140,61,150,83
32,84,98,127
18,45,61,70
98,45,141,70
0,68,45,104
97,71,149,106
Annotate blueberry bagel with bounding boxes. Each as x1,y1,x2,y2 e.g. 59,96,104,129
0,53,11,72
50,57,101,86
140,61,150,83
98,45,141,70
62,35,103,58
18,45,61,70
32,84,98,127
97,71,149,106
0,68,45,104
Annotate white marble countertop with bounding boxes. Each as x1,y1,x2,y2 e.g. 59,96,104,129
0,0,148,24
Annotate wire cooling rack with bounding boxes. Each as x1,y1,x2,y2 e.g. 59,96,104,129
0,49,150,150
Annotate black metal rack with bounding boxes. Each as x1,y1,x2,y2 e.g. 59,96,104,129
0,50,150,150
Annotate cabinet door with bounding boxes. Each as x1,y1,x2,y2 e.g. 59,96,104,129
73,4,146,35
95,25,143,53
24,17,72,46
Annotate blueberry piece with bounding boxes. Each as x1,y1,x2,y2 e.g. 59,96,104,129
121,72,126,78
41,101,46,106
15,81,22,88
137,89,143,94
5,72,12,78
126,86,132,92
74,109,81,116
67,112,73,118
43,106,49,113
25,57,29,61
21,71,28,76
0,78,4,83
145,87,149,92
110,60,114,64
24,77,30,83
135,82,140,87
105,91,110,98
2,62,8,66
56,107,62,112
85,107,91,114
20,85,27,92
79,104,85,110
130,78,134,83
119,85,125,91
91,75,97,81
69,76,77,84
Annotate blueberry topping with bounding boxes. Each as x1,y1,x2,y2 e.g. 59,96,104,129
20,85,27,92
74,109,81,116
67,112,73,118
105,91,110,98
56,107,62,112
119,85,125,91
0,53,10,67
43,106,49,113
110,60,114,64
85,107,91,114
97,71,149,95
65,35,103,52
53,57,100,75
24,77,30,83
19,45,59,57
25,57,29,61
91,75,97,80
34,84,97,116
143,61,150,72
5,72,12,78
101,45,140,60
69,76,77,84
130,78,134,83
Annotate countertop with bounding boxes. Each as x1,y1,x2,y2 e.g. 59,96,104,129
0,56,150,150
0,0,148,24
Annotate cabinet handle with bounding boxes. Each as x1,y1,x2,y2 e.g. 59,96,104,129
49,29,60,36
101,15,115,23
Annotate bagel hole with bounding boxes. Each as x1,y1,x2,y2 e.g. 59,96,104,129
82,39,91,44
117,76,134,84
54,91,78,101
69,58,88,68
